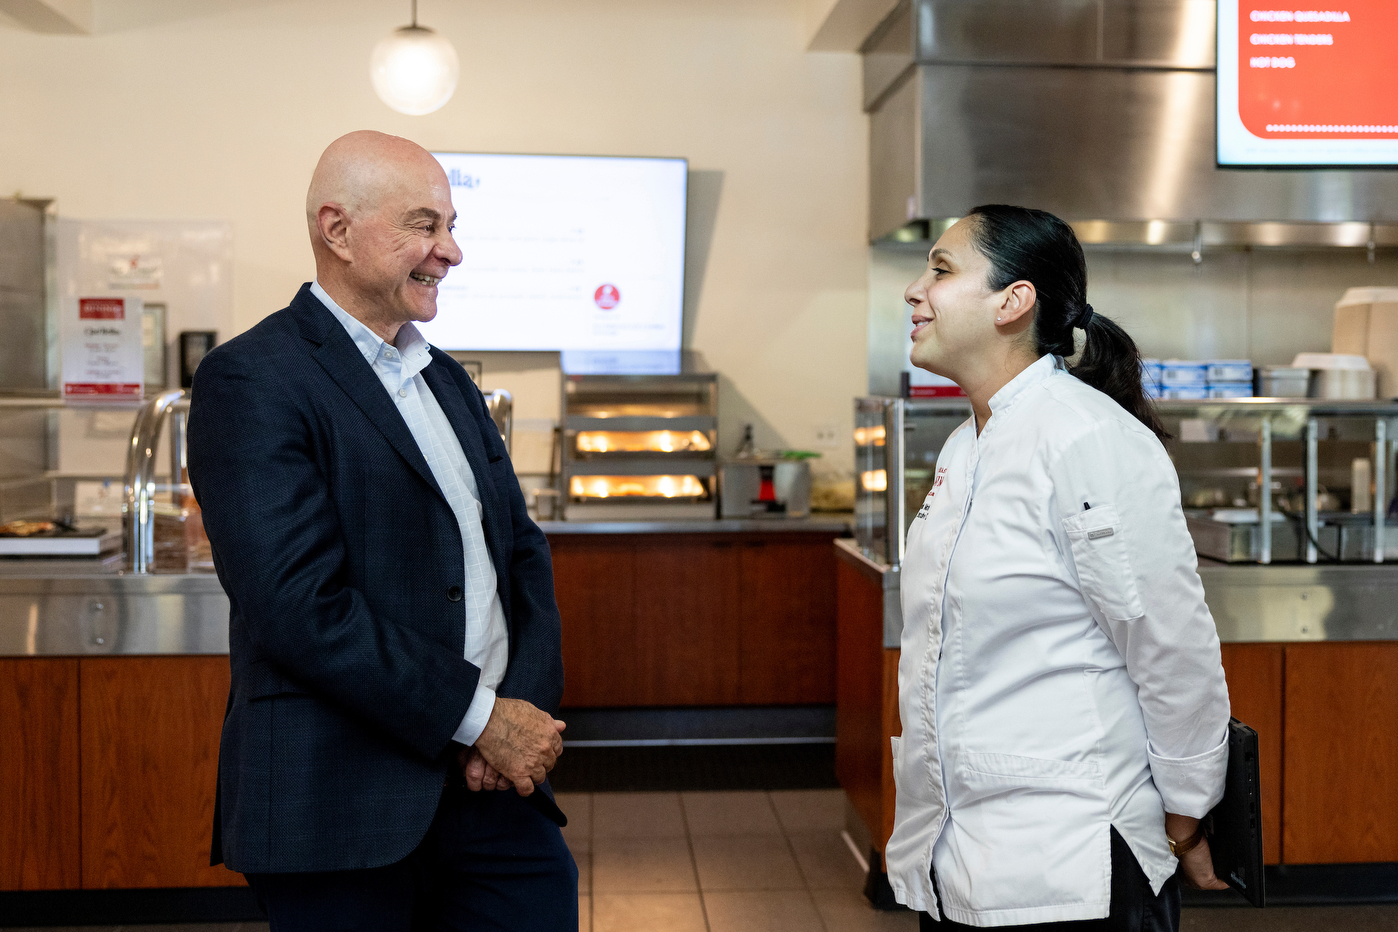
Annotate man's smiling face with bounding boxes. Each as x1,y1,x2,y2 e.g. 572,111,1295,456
344,155,462,329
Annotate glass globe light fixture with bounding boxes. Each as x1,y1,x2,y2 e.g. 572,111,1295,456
370,2,459,116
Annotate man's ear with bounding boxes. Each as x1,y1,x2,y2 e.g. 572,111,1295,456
997,280,1037,326
316,204,353,262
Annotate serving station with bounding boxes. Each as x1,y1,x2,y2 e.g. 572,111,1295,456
0,389,852,894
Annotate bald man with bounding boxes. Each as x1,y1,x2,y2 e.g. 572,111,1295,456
187,131,576,931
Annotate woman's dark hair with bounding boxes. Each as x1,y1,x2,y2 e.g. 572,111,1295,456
964,204,1169,441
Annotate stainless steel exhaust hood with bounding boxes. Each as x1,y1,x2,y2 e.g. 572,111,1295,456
866,0,1398,245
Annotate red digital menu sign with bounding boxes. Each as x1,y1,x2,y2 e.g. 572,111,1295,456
1238,3,1398,139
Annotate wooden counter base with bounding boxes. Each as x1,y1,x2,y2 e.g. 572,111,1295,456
551,530,842,707
1,656,243,891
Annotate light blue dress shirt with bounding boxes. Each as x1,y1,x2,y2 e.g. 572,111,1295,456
312,281,507,748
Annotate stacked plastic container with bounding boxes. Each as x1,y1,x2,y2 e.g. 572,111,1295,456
1159,360,1208,399
1141,359,1254,399
1204,360,1254,398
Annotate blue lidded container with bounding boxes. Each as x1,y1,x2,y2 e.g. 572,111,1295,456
1162,386,1209,400
1160,360,1208,387
1206,360,1253,384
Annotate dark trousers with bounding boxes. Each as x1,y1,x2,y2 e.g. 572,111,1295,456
921,827,1180,932
246,783,578,932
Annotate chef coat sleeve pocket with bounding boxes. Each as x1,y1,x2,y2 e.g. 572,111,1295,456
1061,504,1145,623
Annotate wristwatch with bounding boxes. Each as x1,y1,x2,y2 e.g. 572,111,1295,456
1168,823,1207,858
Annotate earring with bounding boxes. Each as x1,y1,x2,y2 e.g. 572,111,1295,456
996,317,1002,321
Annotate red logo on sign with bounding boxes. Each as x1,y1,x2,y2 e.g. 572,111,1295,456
64,383,142,398
80,298,125,320
594,284,621,310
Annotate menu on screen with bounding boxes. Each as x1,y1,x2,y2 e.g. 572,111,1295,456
1218,0,1398,166
419,152,687,354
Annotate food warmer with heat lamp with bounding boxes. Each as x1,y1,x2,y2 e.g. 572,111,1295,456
559,367,719,520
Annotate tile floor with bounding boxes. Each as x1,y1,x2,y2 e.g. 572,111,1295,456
7,790,1397,932
562,789,911,932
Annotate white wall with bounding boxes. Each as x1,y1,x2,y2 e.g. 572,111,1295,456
0,0,870,477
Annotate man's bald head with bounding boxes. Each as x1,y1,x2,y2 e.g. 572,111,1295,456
304,131,462,341
306,130,445,236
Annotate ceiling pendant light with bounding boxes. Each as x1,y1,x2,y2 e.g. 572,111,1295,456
370,0,459,115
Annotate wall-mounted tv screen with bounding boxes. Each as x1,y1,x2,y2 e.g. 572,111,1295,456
418,152,687,357
1218,0,1398,167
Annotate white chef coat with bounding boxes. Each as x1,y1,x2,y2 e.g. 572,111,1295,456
887,354,1230,926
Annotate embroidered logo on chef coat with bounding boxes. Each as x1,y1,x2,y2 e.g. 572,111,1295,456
915,467,949,520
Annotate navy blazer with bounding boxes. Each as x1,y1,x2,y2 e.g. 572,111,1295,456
187,283,565,874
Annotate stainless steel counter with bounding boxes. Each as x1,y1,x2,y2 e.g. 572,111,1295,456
1197,562,1398,642
0,519,854,657
5,534,1390,657
835,538,1398,649
0,572,230,656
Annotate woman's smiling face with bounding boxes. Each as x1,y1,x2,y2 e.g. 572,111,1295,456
904,218,1003,380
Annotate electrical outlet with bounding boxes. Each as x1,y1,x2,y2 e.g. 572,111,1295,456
814,423,841,448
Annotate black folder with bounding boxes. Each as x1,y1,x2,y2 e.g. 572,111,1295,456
1206,717,1266,907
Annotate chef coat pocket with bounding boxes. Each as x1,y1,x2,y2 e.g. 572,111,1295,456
1062,504,1144,622
963,750,1103,787
949,751,1111,914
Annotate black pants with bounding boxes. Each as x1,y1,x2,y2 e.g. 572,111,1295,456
246,783,578,932
920,827,1180,932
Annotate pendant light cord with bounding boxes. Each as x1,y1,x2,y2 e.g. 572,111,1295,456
411,0,417,27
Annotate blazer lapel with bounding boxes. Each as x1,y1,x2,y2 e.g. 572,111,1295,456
420,357,503,552
290,287,446,502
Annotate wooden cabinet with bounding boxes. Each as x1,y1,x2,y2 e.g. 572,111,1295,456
634,538,741,705
1282,641,1398,864
738,540,837,704
553,538,638,707
1,656,241,891
79,656,243,888
0,659,80,891
834,556,896,855
552,532,840,708
1219,644,1283,865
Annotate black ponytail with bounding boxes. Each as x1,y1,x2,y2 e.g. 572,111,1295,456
964,204,1169,442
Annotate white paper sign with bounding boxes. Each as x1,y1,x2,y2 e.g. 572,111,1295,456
62,296,145,401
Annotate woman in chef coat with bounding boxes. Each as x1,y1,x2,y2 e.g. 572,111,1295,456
887,205,1231,931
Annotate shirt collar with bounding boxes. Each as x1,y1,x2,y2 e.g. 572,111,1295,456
394,321,434,379
987,353,1063,415
311,280,435,380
